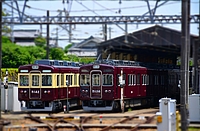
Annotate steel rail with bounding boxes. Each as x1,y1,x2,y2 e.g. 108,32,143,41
130,114,156,131
99,110,158,131
2,15,199,24
80,113,100,131
48,113,81,131
27,113,54,131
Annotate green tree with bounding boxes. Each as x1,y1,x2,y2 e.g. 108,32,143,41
64,43,72,53
34,36,46,48
50,48,64,60
24,46,46,63
2,36,46,68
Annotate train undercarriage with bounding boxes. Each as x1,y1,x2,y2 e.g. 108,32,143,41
81,98,152,112
20,99,81,112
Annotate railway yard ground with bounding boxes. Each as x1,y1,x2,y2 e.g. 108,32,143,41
1,107,200,131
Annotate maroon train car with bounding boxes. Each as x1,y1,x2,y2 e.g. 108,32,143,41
79,59,180,111
18,59,81,112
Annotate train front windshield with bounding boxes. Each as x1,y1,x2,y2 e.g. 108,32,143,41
80,74,90,86
19,75,29,86
19,74,53,87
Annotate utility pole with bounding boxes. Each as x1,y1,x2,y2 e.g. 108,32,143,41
109,27,111,40
46,10,50,59
10,0,14,43
55,27,58,47
180,0,190,130
103,24,107,41
69,22,72,43
199,0,200,94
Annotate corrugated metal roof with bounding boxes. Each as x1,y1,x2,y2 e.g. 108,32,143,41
16,42,35,46
5,29,40,38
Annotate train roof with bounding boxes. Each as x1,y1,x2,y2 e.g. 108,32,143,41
34,59,81,67
19,64,80,69
81,59,180,70
18,59,81,73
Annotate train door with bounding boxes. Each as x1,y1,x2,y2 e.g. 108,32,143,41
90,70,102,99
57,74,61,99
29,71,41,99
135,72,141,97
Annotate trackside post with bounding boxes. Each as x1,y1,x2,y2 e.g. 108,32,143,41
99,115,102,124
156,98,176,131
119,68,124,113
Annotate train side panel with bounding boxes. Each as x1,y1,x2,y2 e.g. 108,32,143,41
80,60,181,112
18,61,81,112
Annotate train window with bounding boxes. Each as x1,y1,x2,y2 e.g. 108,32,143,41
136,74,140,85
57,75,60,86
161,75,164,85
142,74,149,85
128,75,132,85
42,75,52,86
142,75,145,85
20,75,29,86
103,74,113,86
128,74,136,86
171,75,175,84
66,75,73,86
80,74,90,86
61,74,64,86
149,74,153,85
32,75,39,86
154,75,159,85
92,74,100,86
74,74,78,86
133,75,136,85
146,75,149,85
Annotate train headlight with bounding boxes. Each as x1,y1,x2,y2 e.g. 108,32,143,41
93,64,100,69
85,90,88,93
48,90,50,94
44,90,47,93
105,90,108,93
20,90,23,93
82,90,85,93
24,90,27,93
108,90,111,93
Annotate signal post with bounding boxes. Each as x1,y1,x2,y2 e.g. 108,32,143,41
119,68,124,113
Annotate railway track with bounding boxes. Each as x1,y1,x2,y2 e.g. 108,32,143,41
2,108,159,131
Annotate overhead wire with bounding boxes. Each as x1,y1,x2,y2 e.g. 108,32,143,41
74,0,146,44
3,0,197,45
3,1,198,15
6,1,195,14
142,30,178,47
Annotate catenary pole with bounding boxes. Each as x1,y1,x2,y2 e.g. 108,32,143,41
180,0,189,130
46,10,50,59
0,0,2,119
199,0,200,94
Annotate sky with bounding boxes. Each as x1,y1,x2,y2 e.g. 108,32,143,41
3,0,199,48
